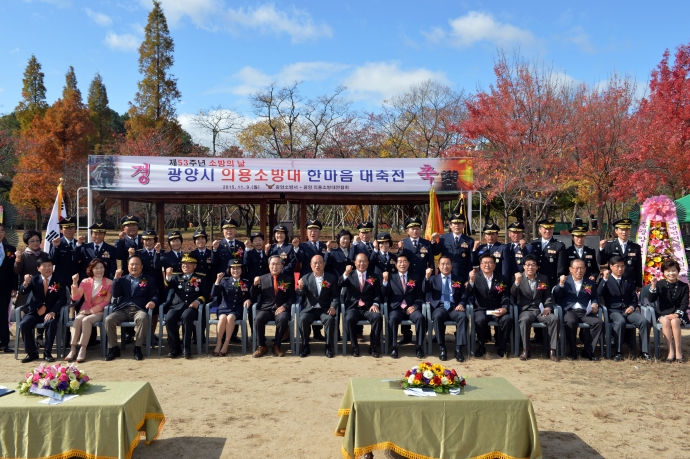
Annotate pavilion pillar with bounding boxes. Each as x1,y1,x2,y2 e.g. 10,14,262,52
268,202,275,234
120,199,129,218
260,199,267,238
300,200,307,241
156,202,165,244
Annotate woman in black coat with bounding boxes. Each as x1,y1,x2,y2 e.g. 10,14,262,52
648,259,689,362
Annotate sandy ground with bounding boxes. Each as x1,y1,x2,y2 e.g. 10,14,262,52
2,322,690,459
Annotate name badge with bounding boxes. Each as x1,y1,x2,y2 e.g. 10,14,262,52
628,252,636,257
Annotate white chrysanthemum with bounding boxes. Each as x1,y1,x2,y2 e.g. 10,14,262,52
441,377,449,385
423,370,434,379
408,375,415,384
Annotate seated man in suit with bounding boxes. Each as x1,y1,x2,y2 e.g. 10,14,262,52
511,254,559,362
105,254,159,361
250,255,296,357
382,254,425,359
339,253,383,358
296,255,339,358
462,251,513,358
19,255,68,363
164,254,209,359
597,256,652,361
424,256,466,362
553,259,602,361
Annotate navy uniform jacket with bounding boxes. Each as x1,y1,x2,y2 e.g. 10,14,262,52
351,241,375,261
164,272,210,311
19,275,68,314
74,242,117,280
136,249,164,299
189,247,214,276
398,237,434,279
596,240,642,288
325,246,355,278
431,233,474,282
338,271,382,311
565,245,600,280
213,239,247,276
50,237,81,284
370,251,397,278
111,273,159,312
243,248,269,281
529,238,568,287
250,273,296,312
295,271,340,313
295,241,329,277
553,276,599,310
597,276,639,310
472,242,513,279
507,241,533,274
266,244,297,276
462,273,511,311
383,272,423,312
114,235,143,275
160,250,184,274
211,277,251,316
0,243,19,297
423,273,464,311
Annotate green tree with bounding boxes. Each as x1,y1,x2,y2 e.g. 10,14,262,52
87,73,113,151
15,54,48,130
129,0,181,123
63,66,81,100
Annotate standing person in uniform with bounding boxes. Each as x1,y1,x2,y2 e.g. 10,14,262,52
163,254,209,359
74,223,117,280
597,219,642,290
0,223,18,353
266,225,297,277
189,228,213,276
160,231,184,275
566,225,599,281
370,233,397,278
210,259,251,357
472,223,514,280
529,218,568,287
325,229,355,278
351,222,375,261
431,212,474,283
50,216,82,286
396,217,434,345
506,221,532,276
243,232,269,281
293,218,328,341
212,218,246,276
114,215,143,275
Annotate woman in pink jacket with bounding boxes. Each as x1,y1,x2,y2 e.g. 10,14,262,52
66,259,112,362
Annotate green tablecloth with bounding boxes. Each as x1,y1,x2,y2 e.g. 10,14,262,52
0,381,165,459
336,377,542,459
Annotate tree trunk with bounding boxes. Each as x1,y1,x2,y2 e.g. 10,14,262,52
372,205,379,237
35,205,42,231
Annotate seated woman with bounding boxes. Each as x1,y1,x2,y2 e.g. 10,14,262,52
210,259,251,356
648,259,689,363
66,259,113,362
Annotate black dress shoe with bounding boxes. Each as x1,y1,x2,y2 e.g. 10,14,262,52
230,336,241,343
582,350,600,361
372,349,381,358
182,348,192,359
44,352,55,362
22,353,39,363
475,344,486,358
2,345,14,353
567,352,578,361
325,348,334,358
640,352,652,361
352,346,360,357
416,347,424,359
439,346,447,361
299,346,310,358
168,349,180,358
312,331,326,341
496,348,505,358
455,347,465,363
398,335,413,345
613,352,622,362
105,346,121,361
133,346,144,361
390,347,399,359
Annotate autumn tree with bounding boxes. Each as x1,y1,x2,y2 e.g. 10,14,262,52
87,73,113,152
15,55,48,131
192,106,242,156
63,66,81,99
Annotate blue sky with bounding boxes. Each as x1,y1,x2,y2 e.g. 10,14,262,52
1,0,689,146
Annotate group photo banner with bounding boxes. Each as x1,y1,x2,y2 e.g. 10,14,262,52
89,156,473,194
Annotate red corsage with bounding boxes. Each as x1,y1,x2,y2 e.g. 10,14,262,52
48,283,60,293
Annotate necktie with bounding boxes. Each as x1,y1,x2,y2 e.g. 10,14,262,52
0,246,3,265
401,274,407,308
413,240,418,250
443,277,451,309
455,237,460,245
617,278,622,289
366,242,372,250
273,275,278,295
69,241,74,250
95,244,100,255
487,244,492,252
359,272,364,291
316,277,322,295
149,251,153,258
43,278,49,295
176,252,181,261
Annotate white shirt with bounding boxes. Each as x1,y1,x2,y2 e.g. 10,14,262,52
572,278,583,308
483,274,494,284
574,245,583,258
314,275,323,295
617,238,627,253
541,238,550,250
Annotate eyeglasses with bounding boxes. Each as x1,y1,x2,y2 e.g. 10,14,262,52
571,267,585,271
523,263,537,268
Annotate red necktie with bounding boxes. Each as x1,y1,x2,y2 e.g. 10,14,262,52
43,278,49,295
273,275,278,296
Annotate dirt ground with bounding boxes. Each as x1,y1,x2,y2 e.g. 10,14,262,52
2,323,689,459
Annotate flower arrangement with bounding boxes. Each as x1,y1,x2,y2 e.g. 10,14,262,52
321,280,331,288
189,277,200,287
6,250,14,258
18,363,91,398
233,247,244,258
451,281,462,289
401,362,466,393
366,277,376,285
494,282,506,293
537,282,548,291
583,284,592,295
48,283,60,293
277,280,290,292
97,288,108,297
406,280,416,288
234,279,248,291
138,279,148,288
643,221,675,284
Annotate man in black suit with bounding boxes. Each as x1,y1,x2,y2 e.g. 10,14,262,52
105,254,159,361
50,216,82,285
339,253,383,357
462,251,513,358
597,256,651,361
250,255,296,357
566,225,599,280
212,218,246,276
19,255,68,363
0,223,18,352
597,219,642,289
431,212,474,283
511,254,559,361
507,221,533,276
74,223,117,280
296,255,339,358
553,259,603,361
424,256,467,362
382,254,425,359
163,254,209,359
114,215,143,275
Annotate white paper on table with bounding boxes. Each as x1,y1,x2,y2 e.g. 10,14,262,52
539,303,544,313
449,388,462,396
39,394,79,405
404,389,437,397
586,301,592,314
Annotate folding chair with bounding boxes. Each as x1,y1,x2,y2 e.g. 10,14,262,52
157,290,203,357
252,296,296,355
205,299,248,356
14,292,63,360
61,297,106,358
381,302,429,355
512,301,563,357
557,304,605,358
467,303,516,356
295,294,339,356
601,305,639,358
340,288,385,356
103,300,153,356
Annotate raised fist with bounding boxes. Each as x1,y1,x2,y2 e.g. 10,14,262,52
599,240,606,249
431,232,440,242
397,241,404,250
212,240,220,250
78,235,85,245
165,267,173,277
372,240,378,249
52,237,61,247
559,275,567,287
519,239,526,249
119,231,126,241
216,272,224,282
298,278,305,289
650,277,658,288
425,268,433,279
254,276,261,286
114,269,123,279
72,273,80,285
353,235,361,244
244,239,251,247
154,242,161,253
128,247,136,256
514,272,523,284
24,274,32,286
264,243,271,254
344,265,353,276
473,241,481,251
328,240,338,251
15,251,22,262
292,237,300,249
382,272,389,282
469,270,476,283
602,269,610,281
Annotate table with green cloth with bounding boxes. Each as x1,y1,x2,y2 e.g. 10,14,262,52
0,381,165,459
335,377,542,459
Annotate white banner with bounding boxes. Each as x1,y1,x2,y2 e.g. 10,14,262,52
89,156,473,194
